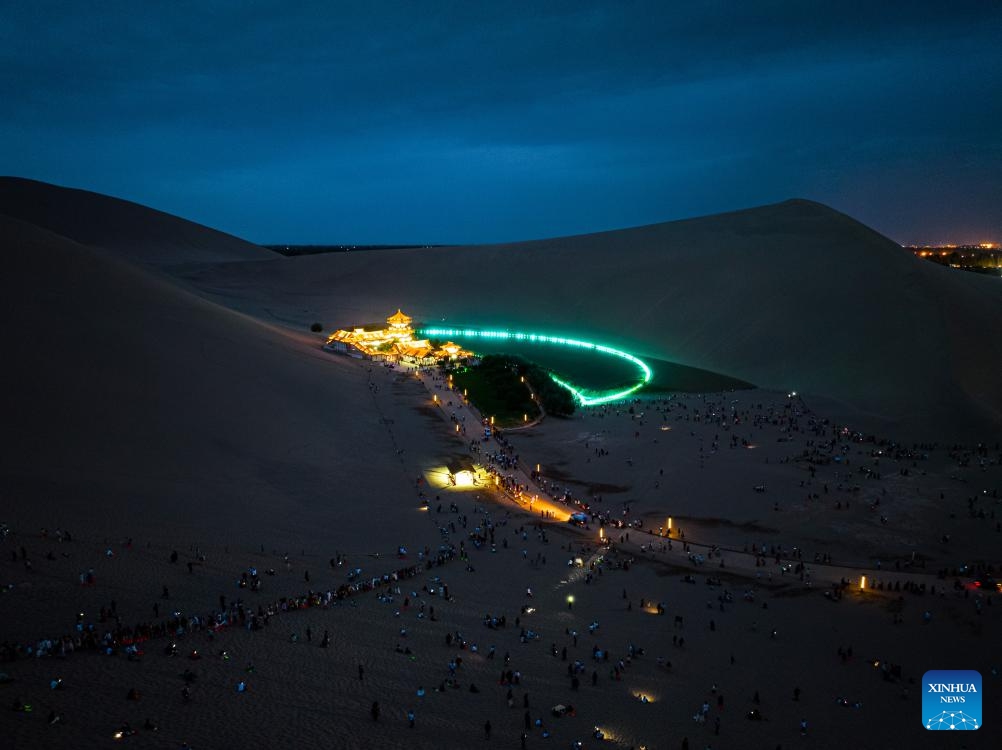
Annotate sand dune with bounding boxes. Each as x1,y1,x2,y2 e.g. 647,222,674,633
6,177,999,437
2,182,1000,749
0,177,277,265
0,212,460,559
178,199,1002,439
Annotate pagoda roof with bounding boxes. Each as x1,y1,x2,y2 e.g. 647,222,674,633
387,309,412,325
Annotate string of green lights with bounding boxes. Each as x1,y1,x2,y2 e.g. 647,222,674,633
418,327,652,406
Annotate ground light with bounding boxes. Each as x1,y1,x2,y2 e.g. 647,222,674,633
418,326,653,406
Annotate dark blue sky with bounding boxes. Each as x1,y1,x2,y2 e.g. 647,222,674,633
3,1,1000,244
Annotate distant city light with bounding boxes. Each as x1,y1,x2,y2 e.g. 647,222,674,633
907,243,1001,273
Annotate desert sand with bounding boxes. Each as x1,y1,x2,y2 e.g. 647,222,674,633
1,179,999,749
163,197,1002,440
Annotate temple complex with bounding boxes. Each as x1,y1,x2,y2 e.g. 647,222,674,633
324,309,473,365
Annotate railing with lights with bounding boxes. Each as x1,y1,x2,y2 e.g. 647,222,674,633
417,327,652,406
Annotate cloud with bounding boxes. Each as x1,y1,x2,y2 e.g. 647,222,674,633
2,1,1000,242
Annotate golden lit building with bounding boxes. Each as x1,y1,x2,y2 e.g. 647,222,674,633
325,310,473,365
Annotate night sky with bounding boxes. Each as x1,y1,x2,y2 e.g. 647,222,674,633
3,2,1000,245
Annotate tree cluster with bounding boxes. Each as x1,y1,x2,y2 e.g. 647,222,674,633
479,354,576,418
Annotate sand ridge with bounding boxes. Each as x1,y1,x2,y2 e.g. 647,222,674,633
172,199,1002,440
1,183,1000,749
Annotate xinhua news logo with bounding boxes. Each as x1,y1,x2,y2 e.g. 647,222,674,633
922,670,982,730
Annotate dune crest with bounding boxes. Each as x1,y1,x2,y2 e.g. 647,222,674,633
4,177,999,437
177,198,1002,439
0,212,452,548
0,176,277,265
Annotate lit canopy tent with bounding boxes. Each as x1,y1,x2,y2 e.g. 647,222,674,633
446,457,478,486
425,457,482,490
446,457,476,475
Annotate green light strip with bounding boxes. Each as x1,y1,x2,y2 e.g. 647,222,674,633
418,327,652,406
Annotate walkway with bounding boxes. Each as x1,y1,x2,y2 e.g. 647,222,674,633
411,366,948,593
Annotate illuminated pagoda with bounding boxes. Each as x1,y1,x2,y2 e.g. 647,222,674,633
325,310,473,365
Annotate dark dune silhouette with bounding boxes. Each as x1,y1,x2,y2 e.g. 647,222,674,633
0,176,278,264
0,212,452,550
